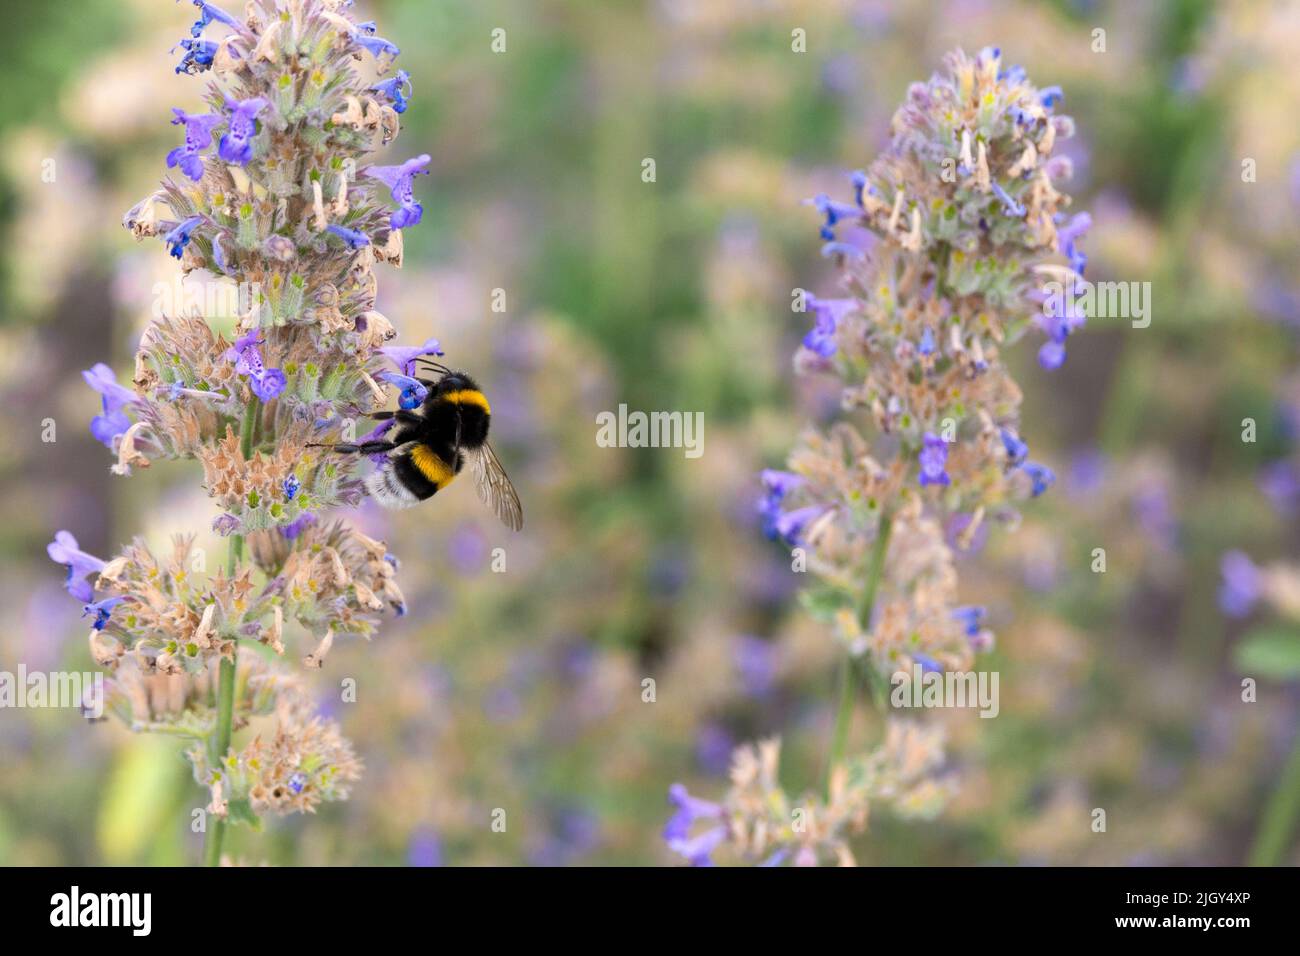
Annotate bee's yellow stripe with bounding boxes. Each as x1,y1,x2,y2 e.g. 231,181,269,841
410,443,456,488
442,389,491,415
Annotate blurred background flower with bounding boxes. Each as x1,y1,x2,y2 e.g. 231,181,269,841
0,0,1298,865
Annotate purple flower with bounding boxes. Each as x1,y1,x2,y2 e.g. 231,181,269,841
211,232,232,273
695,723,735,776
1035,281,1086,369
1039,85,1064,108
773,504,827,547
991,181,1026,218
375,370,429,410
1000,428,1028,466
528,807,602,866
1219,551,1260,618
805,192,861,242
756,496,782,539
821,240,866,260
287,771,308,795
668,824,726,867
850,169,870,208
163,215,204,259
166,108,222,181
82,596,126,631
758,469,804,540
1068,448,1106,497
83,363,139,411
173,38,218,74
952,605,989,650
379,337,444,377
213,512,241,535
734,635,778,697
663,783,726,866
371,69,412,114
354,20,378,36
225,330,286,401
218,96,267,165
1021,461,1055,497
919,326,936,356
761,469,804,498
365,154,430,230
250,367,286,401
801,295,855,358
1056,211,1091,277
353,32,400,65
83,363,139,448
1259,460,1300,517
185,1,240,38
408,829,443,867
280,512,317,540
325,223,370,248
1133,486,1177,549
224,329,265,374
803,310,837,357
918,432,951,487
89,408,131,449
952,605,985,635
913,652,943,674
47,531,105,603
283,475,300,501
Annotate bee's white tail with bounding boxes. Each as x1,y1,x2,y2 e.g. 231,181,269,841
365,461,420,509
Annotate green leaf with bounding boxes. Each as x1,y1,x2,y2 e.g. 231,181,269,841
225,798,263,832
798,587,854,623
1235,628,1300,680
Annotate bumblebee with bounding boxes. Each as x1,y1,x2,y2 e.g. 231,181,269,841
312,361,523,530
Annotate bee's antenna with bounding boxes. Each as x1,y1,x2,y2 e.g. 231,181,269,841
416,358,452,376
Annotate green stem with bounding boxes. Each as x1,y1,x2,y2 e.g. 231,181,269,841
132,722,205,738
202,399,258,867
240,398,259,461
1249,728,1300,866
826,512,894,794
856,512,894,632
203,653,236,867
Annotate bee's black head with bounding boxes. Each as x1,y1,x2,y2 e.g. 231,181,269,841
436,370,480,394
415,357,479,391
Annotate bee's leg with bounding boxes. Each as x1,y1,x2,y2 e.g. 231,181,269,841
362,409,424,425
307,439,400,455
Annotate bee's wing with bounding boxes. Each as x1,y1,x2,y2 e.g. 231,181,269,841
468,441,523,531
